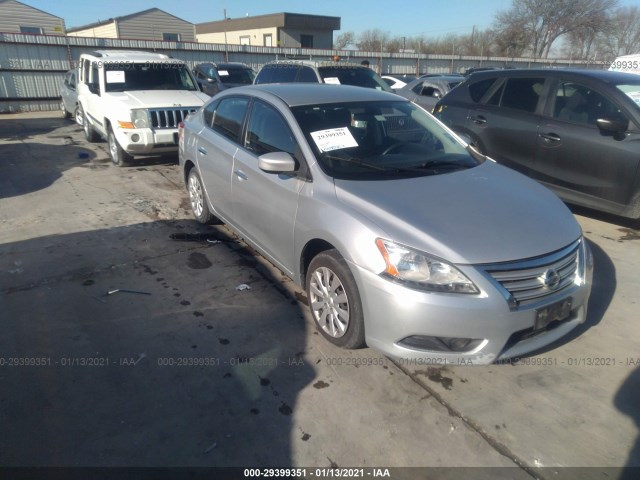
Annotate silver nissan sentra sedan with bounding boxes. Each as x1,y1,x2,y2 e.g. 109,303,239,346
178,84,593,365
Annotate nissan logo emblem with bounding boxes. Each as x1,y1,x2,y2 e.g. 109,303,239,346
543,269,561,290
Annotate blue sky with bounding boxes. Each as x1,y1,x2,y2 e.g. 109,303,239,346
28,0,514,36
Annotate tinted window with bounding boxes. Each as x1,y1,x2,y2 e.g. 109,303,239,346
103,63,197,92
256,65,299,84
499,77,545,113
203,100,218,127
553,81,629,127
318,67,391,91
469,78,497,102
218,67,255,85
245,100,298,157
296,66,318,83
212,97,249,142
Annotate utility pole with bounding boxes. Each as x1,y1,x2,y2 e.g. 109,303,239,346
223,9,229,62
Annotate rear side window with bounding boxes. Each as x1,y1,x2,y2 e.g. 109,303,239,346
212,97,249,142
469,78,497,102
296,66,318,82
499,77,545,113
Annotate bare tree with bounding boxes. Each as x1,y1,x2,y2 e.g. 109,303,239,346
494,0,617,58
597,6,640,60
356,29,390,52
334,31,355,50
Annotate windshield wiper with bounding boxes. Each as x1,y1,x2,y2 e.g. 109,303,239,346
323,154,396,172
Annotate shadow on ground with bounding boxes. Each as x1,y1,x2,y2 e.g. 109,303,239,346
0,219,313,467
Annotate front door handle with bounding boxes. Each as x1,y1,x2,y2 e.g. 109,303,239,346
470,115,487,125
234,169,248,181
197,146,208,155
539,132,561,143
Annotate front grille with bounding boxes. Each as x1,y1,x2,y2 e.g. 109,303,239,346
149,108,197,129
482,241,581,308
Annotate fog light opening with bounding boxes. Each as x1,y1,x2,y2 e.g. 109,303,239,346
131,134,140,142
399,335,484,353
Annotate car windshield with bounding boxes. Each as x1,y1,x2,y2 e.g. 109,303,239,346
218,67,255,85
318,67,392,92
292,100,480,180
615,80,640,111
104,62,197,92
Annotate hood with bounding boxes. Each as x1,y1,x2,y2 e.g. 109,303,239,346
334,161,581,264
106,90,209,108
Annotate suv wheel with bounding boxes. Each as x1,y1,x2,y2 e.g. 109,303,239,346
306,250,365,349
108,127,133,166
80,105,99,143
61,102,71,119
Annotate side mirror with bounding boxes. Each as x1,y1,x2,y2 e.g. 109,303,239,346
596,117,627,140
258,152,297,173
88,83,100,95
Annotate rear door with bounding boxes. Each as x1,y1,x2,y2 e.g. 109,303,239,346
195,96,249,219
534,79,640,206
465,75,547,174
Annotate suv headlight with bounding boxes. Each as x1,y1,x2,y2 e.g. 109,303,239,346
375,239,479,294
131,109,149,129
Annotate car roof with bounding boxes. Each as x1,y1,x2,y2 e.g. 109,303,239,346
262,60,365,69
196,62,249,69
82,50,177,63
221,83,403,107
465,68,640,84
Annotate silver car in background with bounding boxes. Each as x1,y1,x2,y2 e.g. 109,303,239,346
178,84,593,365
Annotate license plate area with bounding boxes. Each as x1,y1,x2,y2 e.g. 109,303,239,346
535,297,572,330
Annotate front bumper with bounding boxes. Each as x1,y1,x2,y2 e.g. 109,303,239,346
351,241,593,366
114,127,179,155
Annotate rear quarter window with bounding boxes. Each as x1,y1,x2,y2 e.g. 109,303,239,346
469,77,497,102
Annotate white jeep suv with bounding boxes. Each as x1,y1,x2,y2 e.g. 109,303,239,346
77,50,208,165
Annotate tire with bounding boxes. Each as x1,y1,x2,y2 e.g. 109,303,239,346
306,249,365,349
74,105,83,126
80,105,99,143
61,102,71,119
187,169,214,224
108,127,133,166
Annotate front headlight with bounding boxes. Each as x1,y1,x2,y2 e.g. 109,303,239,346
375,239,479,294
131,109,149,129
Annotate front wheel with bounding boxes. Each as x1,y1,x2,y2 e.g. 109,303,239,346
306,250,365,349
80,105,99,143
108,127,133,166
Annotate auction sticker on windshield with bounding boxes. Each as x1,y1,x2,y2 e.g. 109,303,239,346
324,77,341,85
310,127,358,152
106,71,125,83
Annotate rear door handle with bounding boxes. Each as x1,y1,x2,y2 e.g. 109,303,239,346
539,132,561,143
470,115,487,125
197,146,208,155
234,169,248,181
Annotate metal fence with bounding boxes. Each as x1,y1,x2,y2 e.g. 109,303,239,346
0,32,607,113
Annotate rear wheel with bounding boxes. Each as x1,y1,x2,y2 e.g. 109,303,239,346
61,102,71,119
187,169,214,224
306,250,365,349
108,127,133,166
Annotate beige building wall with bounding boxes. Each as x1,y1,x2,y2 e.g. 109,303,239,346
0,0,65,35
117,10,196,42
197,27,278,46
67,23,117,38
